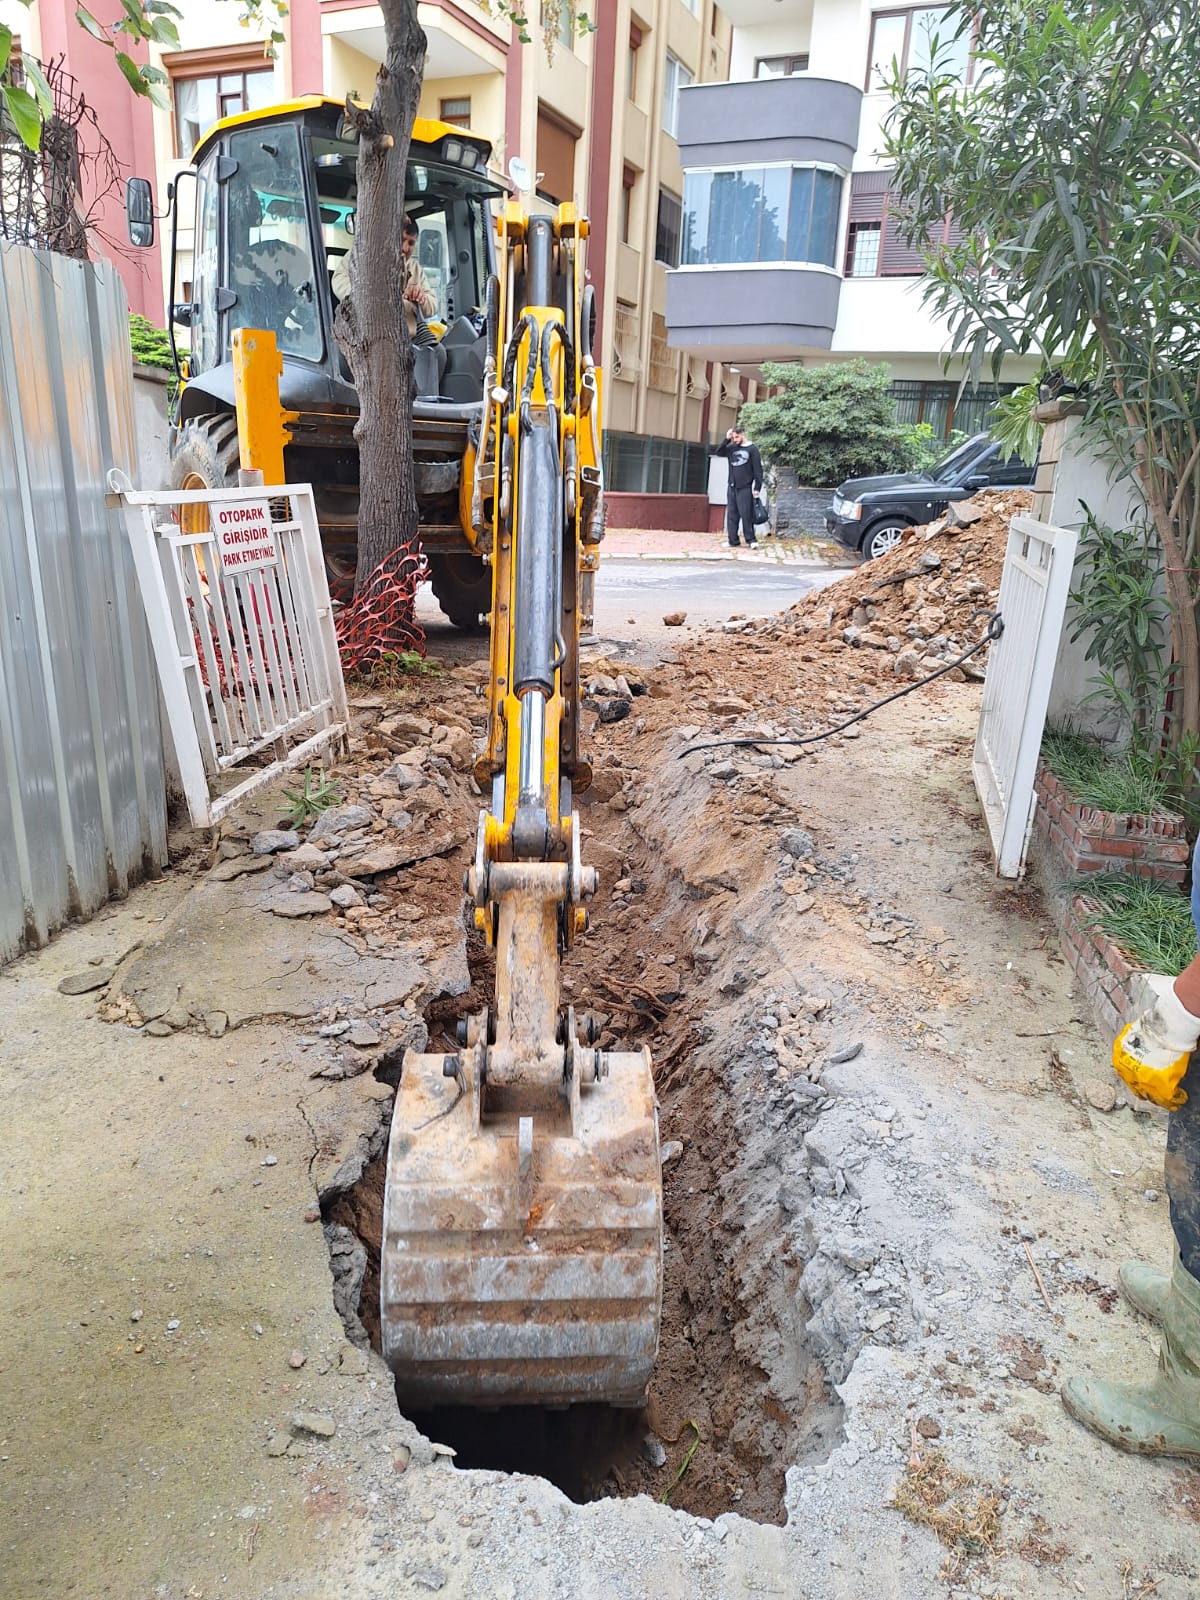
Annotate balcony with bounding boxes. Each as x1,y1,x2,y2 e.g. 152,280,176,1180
665,76,861,363
675,74,861,172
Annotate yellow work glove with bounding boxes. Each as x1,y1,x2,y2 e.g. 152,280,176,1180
1112,973,1196,1110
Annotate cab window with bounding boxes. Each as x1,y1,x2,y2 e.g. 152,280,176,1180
225,125,321,361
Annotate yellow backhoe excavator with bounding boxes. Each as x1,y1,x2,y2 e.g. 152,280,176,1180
128,107,662,1407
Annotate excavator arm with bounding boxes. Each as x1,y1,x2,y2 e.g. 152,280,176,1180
379,207,663,1407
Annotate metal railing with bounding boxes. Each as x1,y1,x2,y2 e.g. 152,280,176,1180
114,475,350,828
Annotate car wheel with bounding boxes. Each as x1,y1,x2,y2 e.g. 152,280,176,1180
860,519,907,561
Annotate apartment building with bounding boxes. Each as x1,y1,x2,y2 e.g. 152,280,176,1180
1,0,749,525
665,0,1036,446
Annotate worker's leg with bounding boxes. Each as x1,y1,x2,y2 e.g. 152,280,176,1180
726,492,741,546
734,485,757,546
1167,1057,1200,1277
1062,1052,1200,1455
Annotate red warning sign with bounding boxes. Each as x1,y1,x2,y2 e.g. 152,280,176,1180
213,498,278,573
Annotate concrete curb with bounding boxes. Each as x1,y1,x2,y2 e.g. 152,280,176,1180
605,547,855,570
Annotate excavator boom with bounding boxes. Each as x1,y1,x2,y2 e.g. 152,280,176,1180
379,206,663,1406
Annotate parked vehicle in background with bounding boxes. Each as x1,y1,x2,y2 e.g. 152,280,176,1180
825,432,1036,560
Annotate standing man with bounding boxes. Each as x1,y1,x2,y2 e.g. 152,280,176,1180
1062,848,1200,1456
715,426,765,549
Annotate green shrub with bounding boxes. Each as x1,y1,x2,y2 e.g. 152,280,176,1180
129,314,174,373
740,360,916,487
1075,873,1197,976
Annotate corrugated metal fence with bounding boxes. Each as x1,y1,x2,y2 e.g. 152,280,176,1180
0,245,166,964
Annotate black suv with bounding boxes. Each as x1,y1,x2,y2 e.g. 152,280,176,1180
825,433,1036,560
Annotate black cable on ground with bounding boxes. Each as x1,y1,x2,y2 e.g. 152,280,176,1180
678,610,1004,758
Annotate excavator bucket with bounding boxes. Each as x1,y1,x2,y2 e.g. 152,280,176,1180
380,1044,662,1407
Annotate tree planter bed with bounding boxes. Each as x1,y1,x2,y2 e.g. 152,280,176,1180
1034,767,1188,886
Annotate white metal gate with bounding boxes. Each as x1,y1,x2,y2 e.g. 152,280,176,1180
114,474,349,828
973,513,1079,877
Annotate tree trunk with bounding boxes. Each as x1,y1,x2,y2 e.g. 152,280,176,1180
334,0,426,597
1132,420,1200,742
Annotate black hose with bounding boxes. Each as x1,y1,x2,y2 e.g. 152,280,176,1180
678,610,1005,758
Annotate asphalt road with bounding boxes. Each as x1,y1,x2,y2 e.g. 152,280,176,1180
416,554,851,659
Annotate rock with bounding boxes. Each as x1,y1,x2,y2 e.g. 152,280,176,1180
828,1042,864,1065
290,1411,336,1439
346,1022,381,1049
267,892,333,918
916,1415,942,1439
252,829,300,855
379,713,432,739
58,968,114,996
265,1433,293,1458
161,1001,192,1031
640,1434,668,1469
895,650,922,678
781,829,815,861
288,872,315,892
597,698,631,725
329,884,362,909
663,611,686,627
709,760,738,781
288,1350,307,1369
408,1569,446,1593
339,1344,370,1377
842,626,862,647
431,725,474,769
143,1020,173,1037
660,1139,684,1167
209,853,274,881
1085,1080,1118,1113
587,674,621,697
615,675,634,700
282,843,329,871
310,804,374,841
320,1021,350,1038
382,807,414,831
707,694,753,716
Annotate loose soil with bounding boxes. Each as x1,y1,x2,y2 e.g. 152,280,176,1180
325,760,840,1522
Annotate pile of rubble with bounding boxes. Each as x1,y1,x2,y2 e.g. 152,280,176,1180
777,487,1032,681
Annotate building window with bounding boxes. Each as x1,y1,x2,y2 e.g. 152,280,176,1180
662,52,692,138
756,54,809,77
891,379,1019,439
681,165,843,269
679,0,700,14
603,431,709,494
655,188,683,267
845,221,881,276
867,6,971,91
535,106,578,206
440,97,472,128
613,301,642,380
172,65,274,156
844,168,961,276
648,313,676,391
621,166,637,245
627,24,641,99
540,1,575,49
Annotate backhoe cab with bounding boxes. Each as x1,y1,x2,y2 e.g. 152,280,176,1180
132,97,509,625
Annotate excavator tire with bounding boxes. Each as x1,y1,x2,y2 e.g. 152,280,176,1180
427,551,491,632
170,412,241,516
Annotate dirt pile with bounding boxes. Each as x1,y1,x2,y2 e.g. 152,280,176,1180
769,487,1032,683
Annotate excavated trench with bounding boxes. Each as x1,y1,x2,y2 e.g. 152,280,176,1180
323,793,843,1522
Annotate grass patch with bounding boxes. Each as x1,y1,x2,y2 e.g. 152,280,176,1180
1041,729,1169,816
1075,872,1198,975
891,1441,1003,1581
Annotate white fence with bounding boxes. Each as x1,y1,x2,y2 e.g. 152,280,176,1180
0,247,167,965
973,514,1079,878
115,477,349,828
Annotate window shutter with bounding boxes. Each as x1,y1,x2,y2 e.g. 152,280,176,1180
536,107,579,206
880,197,926,276
847,171,888,224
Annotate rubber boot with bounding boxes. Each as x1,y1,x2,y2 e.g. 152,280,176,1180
1118,1258,1171,1323
1062,1256,1200,1458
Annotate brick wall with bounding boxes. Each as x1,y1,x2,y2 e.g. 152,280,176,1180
1034,768,1188,886
1058,891,1141,1038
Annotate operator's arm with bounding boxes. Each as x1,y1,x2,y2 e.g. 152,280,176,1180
749,444,764,493
1111,956,1200,1109
407,261,438,317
